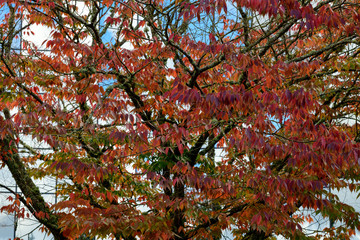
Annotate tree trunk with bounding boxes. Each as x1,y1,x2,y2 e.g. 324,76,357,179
1,109,67,240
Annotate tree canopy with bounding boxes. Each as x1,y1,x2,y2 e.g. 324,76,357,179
1,0,360,239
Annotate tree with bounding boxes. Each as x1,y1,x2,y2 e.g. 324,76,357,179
0,0,360,239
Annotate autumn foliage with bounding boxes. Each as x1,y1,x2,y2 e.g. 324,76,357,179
1,0,360,239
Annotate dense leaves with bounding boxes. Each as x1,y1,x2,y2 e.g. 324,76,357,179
0,0,360,239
